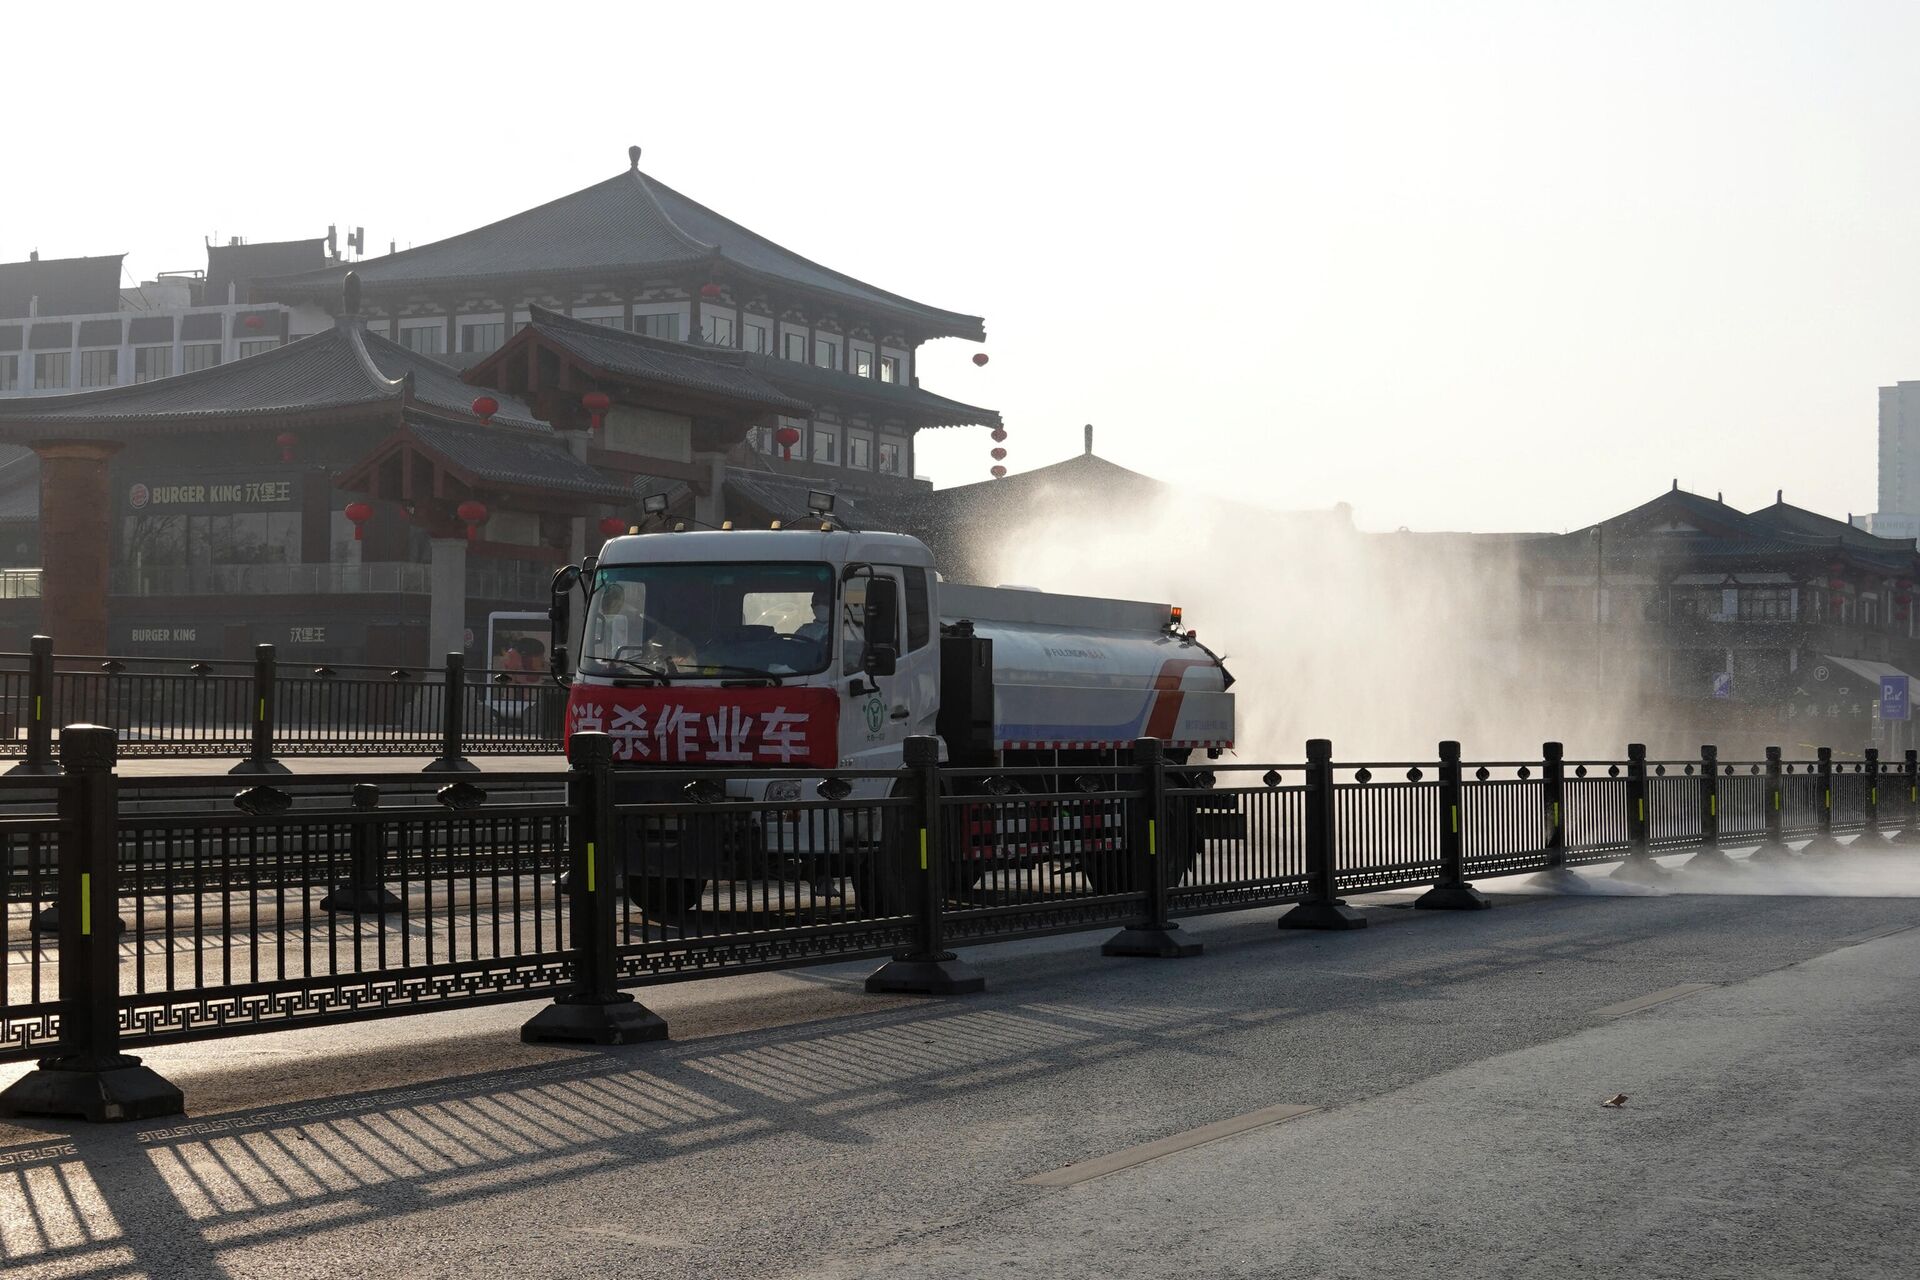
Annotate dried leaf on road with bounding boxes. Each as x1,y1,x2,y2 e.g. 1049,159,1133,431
1601,1094,1629,1107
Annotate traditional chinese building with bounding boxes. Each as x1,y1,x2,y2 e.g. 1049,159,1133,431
0,147,1000,664
1523,483,1920,752
250,146,996,496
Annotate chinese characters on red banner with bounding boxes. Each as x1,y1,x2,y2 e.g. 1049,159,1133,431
565,687,840,767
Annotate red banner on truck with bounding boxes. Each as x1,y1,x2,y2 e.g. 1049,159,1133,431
564,686,841,767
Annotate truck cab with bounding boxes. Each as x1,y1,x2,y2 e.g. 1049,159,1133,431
553,527,939,778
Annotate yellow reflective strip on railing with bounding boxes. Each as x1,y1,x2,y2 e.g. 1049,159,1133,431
1826,788,1832,810
919,828,928,871
1450,804,1458,834
1148,819,1158,856
1637,798,1645,822
32,695,40,722
1774,791,1781,811
258,697,266,722
1871,788,1878,805
586,841,596,892
80,872,90,936
1710,796,1716,817
1552,801,1560,827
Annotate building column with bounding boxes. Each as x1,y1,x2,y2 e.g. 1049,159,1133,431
693,452,728,528
429,536,468,666
567,430,591,561
36,440,120,654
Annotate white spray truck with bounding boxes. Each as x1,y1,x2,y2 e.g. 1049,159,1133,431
547,525,1235,914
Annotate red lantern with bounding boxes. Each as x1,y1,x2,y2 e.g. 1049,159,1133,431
344,501,373,542
582,391,611,433
275,431,297,463
991,428,1007,443
1830,594,1845,612
471,395,499,423
700,283,723,299
457,500,489,542
244,314,264,331
990,465,1007,479
991,447,1007,461
972,353,989,367
774,425,801,461
598,516,627,539
1830,578,1846,591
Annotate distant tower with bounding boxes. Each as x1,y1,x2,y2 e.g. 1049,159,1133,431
1874,381,1920,537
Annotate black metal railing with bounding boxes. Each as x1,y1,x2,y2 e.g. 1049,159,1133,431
0,637,565,772
2,727,1913,1123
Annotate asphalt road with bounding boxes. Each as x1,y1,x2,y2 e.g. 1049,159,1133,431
1,852,1916,1280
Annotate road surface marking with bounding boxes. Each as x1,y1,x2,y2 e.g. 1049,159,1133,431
1020,1103,1319,1187
1592,983,1716,1018
1835,924,1917,947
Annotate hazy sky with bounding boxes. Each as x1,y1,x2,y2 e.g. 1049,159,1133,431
6,1,1915,532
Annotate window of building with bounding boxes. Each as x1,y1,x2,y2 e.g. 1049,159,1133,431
743,318,772,354
133,347,171,383
746,425,773,454
846,430,872,470
582,313,627,330
813,337,840,371
1737,587,1793,621
0,355,16,392
852,346,874,378
33,352,69,390
878,437,907,476
121,510,305,582
879,355,899,383
704,312,735,346
236,339,280,359
638,312,680,340
459,321,505,354
77,349,117,388
181,344,221,373
811,424,840,465
400,324,445,355
783,332,808,363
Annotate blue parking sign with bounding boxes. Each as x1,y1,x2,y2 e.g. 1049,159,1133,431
1881,674,1910,722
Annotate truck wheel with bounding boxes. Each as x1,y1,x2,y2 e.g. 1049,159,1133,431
627,876,707,922
1082,844,1197,897
852,855,915,917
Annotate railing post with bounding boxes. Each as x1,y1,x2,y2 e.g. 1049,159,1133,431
1802,745,1844,853
521,730,667,1043
321,784,404,913
1278,738,1367,930
1752,746,1793,861
1895,749,1920,846
866,735,986,993
1686,745,1739,870
1416,740,1492,909
1862,747,1886,847
229,643,289,776
0,726,184,1122
1102,737,1203,957
7,634,59,776
425,651,479,774
1613,742,1669,882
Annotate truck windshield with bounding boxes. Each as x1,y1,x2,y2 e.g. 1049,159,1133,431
581,561,836,679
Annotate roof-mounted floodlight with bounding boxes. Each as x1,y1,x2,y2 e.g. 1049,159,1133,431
642,492,671,516
807,490,835,516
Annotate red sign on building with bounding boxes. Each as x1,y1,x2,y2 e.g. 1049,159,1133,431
564,687,841,767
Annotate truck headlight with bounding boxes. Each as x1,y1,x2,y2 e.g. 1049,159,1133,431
765,780,802,802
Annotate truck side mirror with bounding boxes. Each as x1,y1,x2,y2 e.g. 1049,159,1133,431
862,576,900,677
549,564,581,685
